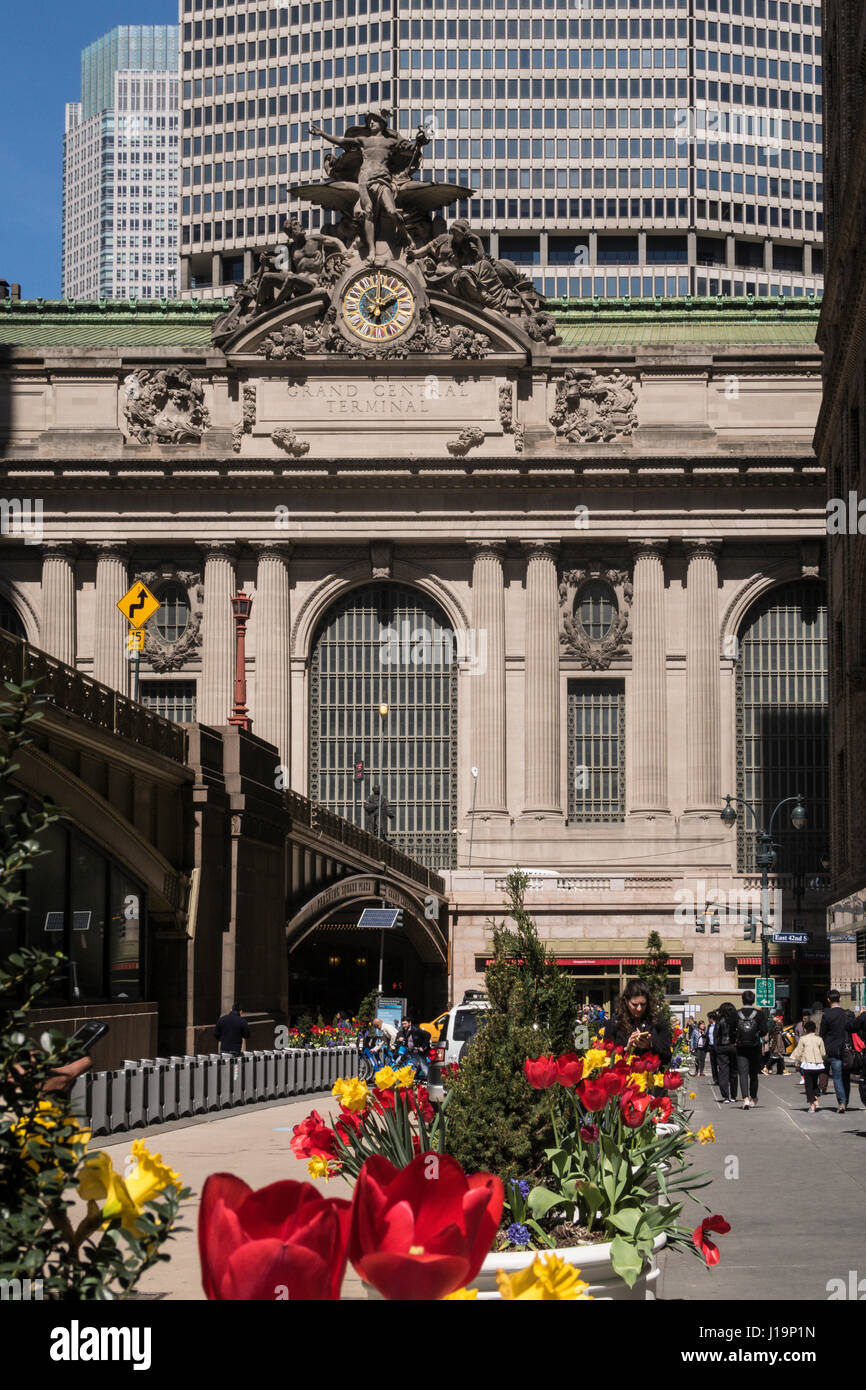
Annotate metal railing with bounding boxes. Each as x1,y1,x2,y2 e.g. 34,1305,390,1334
70,1045,360,1135
0,630,187,763
285,788,446,895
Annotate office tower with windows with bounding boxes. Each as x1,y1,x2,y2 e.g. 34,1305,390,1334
63,26,181,301
179,0,823,302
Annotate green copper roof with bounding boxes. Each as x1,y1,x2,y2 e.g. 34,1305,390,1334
0,295,820,349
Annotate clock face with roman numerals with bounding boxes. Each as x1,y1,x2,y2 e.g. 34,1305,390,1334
341,270,416,343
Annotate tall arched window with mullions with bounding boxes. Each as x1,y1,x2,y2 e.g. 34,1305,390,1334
736,579,829,875
309,583,457,870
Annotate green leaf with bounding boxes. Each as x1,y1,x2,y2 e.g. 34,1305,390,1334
607,1207,642,1236
609,1234,644,1288
526,1185,564,1220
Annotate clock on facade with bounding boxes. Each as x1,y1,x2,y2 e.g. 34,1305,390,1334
341,270,416,343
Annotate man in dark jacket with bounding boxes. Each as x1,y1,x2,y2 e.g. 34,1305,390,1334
735,990,768,1109
820,991,855,1112
214,1004,250,1057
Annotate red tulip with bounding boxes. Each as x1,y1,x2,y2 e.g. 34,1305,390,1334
650,1095,673,1122
693,1215,731,1267
199,1174,351,1300
579,1123,599,1142
556,1052,584,1087
524,1055,559,1089
372,1087,396,1112
349,1153,503,1301
335,1108,365,1143
290,1110,338,1160
599,1069,625,1098
663,1070,684,1089
621,1095,652,1128
577,1078,609,1112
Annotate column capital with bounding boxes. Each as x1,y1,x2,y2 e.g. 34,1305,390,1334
683,537,722,561
520,539,560,561
250,540,294,561
42,541,79,562
91,541,130,563
197,541,239,563
468,539,507,561
628,536,669,559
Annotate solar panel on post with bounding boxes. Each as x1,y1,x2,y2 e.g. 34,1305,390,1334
357,907,401,929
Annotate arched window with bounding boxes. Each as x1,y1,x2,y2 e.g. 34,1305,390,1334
736,580,828,874
576,580,618,640
309,583,457,869
0,597,25,639
155,583,190,643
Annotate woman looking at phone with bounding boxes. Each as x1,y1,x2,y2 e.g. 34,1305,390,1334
602,977,672,1066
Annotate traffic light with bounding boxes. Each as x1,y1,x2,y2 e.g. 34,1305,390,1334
743,916,757,943
394,910,404,931
695,913,706,934
354,760,365,782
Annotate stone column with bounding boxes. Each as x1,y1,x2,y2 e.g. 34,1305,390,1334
468,542,507,814
252,542,292,770
198,543,237,728
92,543,129,694
629,539,669,813
41,543,77,666
685,539,722,811
522,541,561,815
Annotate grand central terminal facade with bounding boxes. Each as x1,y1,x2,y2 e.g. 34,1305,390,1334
0,131,834,1022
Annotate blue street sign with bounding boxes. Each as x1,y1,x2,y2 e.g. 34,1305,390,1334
772,932,811,944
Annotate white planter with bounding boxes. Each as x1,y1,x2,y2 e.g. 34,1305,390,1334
475,1232,667,1301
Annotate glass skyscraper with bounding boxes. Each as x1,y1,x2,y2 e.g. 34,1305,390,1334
63,26,181,300
179,0,823,302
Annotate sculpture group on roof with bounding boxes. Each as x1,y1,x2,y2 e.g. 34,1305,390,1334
212,110,561,350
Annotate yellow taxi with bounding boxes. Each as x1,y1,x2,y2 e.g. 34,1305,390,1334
421,1010,450,1043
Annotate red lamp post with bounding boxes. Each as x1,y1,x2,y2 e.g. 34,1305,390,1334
228,591,253,730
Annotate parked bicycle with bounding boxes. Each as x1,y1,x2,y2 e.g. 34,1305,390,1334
357,1036,398,1082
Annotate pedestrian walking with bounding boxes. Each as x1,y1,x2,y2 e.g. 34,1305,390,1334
706,1011,720,1085
763,1010,787,1076
735,990,768,1109
851,1007,866,1109
214,1003,250,1057
819,990,855,1113
714,1002,739,1104
690,1019,708,1076
789,1020,826,1112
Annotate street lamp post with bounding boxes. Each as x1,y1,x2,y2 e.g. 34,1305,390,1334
720,792,807,990
377,701,389,839
228,592,253,731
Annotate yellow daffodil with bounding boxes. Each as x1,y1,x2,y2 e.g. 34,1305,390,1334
697,1124,716,1145
627,1071,648,1093
497,1254,592,1301
332,1076,369,1113
307,1156,331,1182
582,1048,609,1074
78,1140,181,1233
393,1065,416,1090
443,1287,479,1300
12,1101,90,1175
653,1073,665,1089
374,1065,397,1090
689,1092,697,1100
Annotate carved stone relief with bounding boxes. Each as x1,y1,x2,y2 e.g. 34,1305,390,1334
559,565,634,668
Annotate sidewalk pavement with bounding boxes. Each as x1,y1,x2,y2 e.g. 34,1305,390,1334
102,1068,866,1301
664,1066,866,1301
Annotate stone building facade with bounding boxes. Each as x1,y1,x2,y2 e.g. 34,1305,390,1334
815,0,866,993
0,289,829,1015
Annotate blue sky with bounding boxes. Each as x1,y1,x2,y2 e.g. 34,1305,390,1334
0,1,175,299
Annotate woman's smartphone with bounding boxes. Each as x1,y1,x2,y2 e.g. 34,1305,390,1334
71,1020,110,1052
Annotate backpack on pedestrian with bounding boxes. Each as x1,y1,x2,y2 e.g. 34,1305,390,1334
736,1007,764,1048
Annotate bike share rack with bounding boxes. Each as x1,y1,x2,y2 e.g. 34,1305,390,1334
70,1046,360,1136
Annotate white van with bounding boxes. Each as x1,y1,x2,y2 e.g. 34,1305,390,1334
426,1001,490,1101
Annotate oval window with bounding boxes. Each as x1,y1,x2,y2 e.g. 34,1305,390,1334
155,583,190,642
577,581,617,641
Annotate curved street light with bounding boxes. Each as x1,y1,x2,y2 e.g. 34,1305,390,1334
719,793,807,992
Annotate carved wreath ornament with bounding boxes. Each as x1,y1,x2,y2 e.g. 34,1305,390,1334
559,566,633,669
